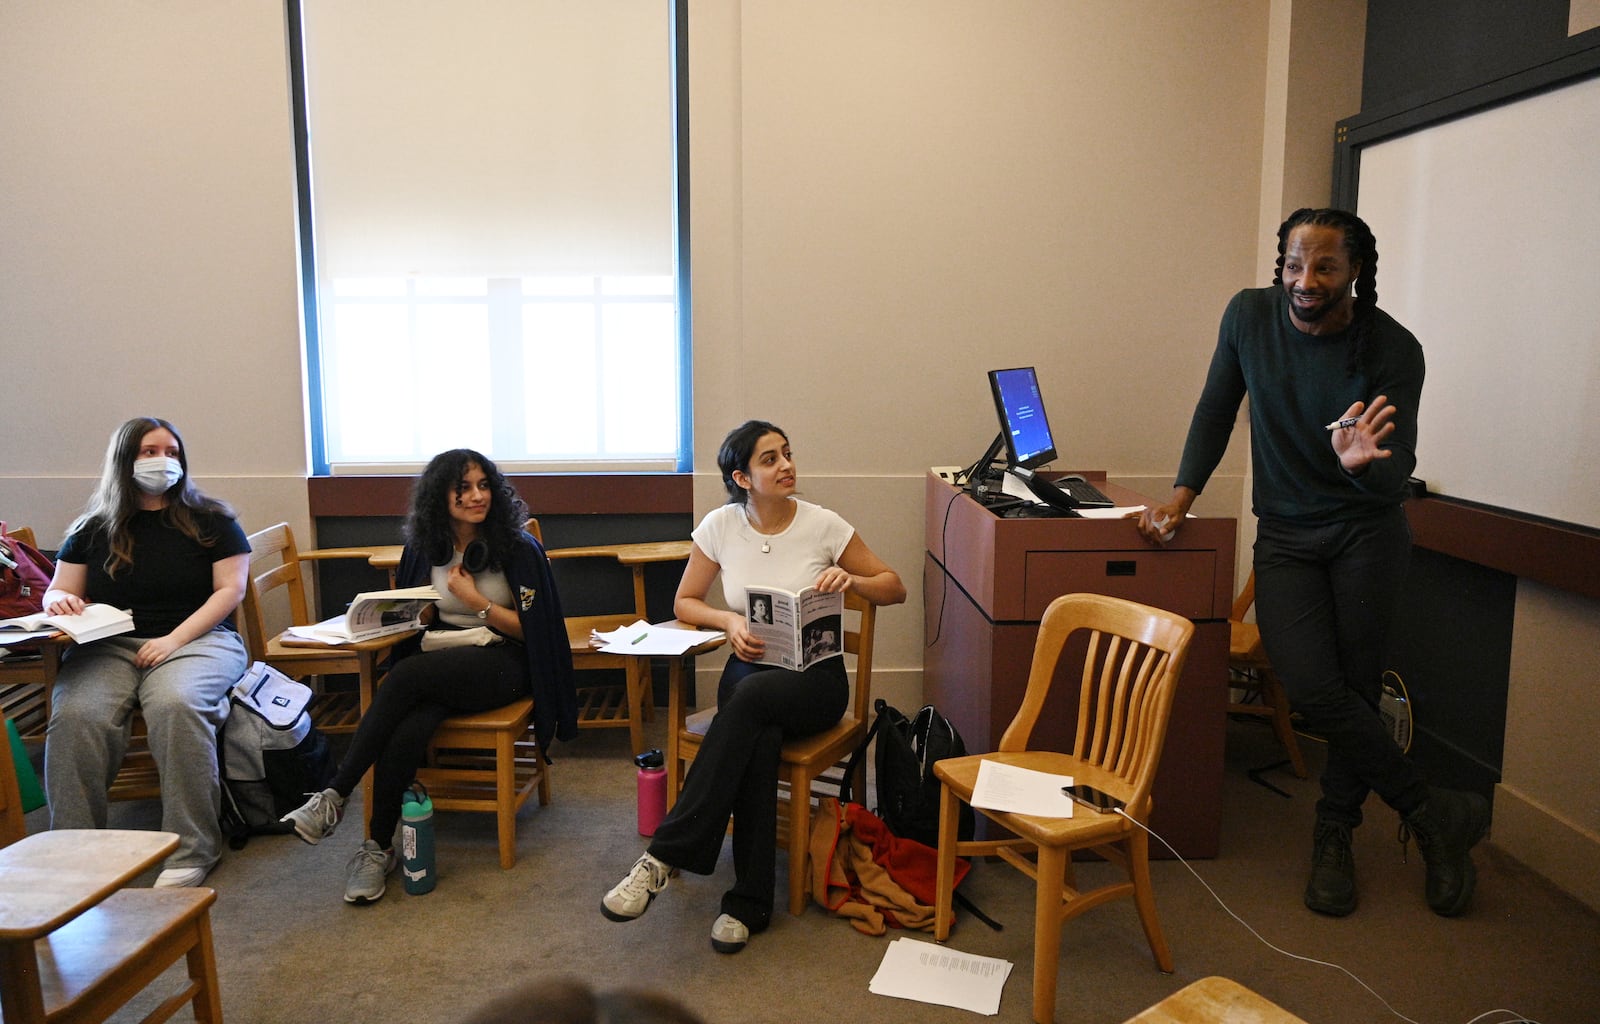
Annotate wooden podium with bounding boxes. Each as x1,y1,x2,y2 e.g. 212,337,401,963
923,471,1235,856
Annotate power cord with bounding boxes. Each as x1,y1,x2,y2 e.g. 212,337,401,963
1113,809,1544,1024
923,487,965,650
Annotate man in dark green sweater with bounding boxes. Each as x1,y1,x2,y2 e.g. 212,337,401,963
1136,208,1489,918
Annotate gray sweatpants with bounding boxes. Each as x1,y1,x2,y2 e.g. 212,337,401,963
45,629,246,871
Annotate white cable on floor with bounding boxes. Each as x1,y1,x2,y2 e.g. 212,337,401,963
1115,809,1544,1024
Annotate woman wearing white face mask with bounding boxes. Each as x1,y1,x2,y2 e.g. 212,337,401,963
42,416,250,887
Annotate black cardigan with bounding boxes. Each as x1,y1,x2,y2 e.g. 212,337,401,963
395,530,578,751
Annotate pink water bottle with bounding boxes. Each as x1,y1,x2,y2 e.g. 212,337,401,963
635,749,666,836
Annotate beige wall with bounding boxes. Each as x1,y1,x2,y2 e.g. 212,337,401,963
5,1,1593,904
688,0,1275,711
0,2,313,549
1498,584,1600,909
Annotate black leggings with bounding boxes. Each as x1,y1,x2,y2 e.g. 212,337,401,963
330,643,531,846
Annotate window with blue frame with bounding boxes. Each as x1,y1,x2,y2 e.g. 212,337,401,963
288,0,689,474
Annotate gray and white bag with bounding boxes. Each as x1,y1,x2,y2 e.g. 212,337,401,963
218,661,334,846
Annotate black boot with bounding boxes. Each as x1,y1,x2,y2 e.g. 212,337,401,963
1304,818,1357,916
1400,787,1491,917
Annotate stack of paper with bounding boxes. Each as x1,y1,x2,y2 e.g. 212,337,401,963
589,620,724,656
868,936,1013,1015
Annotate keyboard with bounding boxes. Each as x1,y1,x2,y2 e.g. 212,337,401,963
1012,468,1115,510
1055,476,1114,508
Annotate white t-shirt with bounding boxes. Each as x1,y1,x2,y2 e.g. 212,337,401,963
691,499,855,609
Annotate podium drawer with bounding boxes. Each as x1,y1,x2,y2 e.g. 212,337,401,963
1023,549,1217,620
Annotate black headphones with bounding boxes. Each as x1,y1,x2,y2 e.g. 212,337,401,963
462,539,490,574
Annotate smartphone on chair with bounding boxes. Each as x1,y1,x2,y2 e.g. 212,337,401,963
1062,784,1124,814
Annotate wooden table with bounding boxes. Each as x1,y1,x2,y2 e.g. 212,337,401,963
548,541,694,754
1119,977,1309,1024
355,538,698,753
655,622,727,803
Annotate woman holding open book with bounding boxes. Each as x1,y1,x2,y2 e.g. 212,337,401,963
281,449,574,904
43,416,251,888
601,420,905,953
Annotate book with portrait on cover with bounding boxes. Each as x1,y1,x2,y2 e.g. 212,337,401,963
743,585,844,671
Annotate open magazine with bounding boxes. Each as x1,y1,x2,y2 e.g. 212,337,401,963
283,585,438,645
745,585,844,671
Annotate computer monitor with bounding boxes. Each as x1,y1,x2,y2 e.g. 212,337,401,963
988,366,1057,471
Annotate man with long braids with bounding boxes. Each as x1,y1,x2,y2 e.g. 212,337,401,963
1135,208,1490,918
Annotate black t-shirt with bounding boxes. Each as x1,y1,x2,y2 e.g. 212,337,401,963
57,509,251,637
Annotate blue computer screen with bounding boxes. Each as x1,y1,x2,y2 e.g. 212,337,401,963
989,366,1057,471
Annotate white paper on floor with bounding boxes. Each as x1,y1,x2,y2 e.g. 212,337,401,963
868,936,1013,1015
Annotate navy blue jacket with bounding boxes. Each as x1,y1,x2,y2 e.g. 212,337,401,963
395,530,578,751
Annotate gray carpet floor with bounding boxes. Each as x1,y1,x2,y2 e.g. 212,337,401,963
18,716,1598,1023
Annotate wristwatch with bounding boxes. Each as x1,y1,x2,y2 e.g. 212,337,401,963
476,601,492,620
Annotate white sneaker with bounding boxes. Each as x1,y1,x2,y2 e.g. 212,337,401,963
710,913,749,954
601,852,673,921
282,788,345,845
154,864,212,888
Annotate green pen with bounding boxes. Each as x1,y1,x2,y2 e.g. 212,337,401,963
630,632,648,645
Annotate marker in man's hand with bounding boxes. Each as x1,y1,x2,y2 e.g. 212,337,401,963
1325,416,1360,431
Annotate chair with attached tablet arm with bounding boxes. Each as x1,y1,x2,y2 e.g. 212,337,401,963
1,720,224,1024
0,526,160,804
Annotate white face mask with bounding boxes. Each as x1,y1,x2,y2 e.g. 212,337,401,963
132,456,183,495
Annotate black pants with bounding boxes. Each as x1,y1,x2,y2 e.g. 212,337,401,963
1253,506,1427,827
646,656,849,930
330,643,531,845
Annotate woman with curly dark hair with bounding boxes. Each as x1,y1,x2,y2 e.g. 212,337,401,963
281,449,576,903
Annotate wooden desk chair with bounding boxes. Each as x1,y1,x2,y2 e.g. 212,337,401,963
1,527,55,746
1228,571,1307,778
409,519,550,869
1,716,24,847
0,747,223,1024
546,539,691,756
238,522,414,737
672,591,877,916
0,529,159,804
932,593,1195,1024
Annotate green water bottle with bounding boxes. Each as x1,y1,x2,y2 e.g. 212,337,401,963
400,783,436,895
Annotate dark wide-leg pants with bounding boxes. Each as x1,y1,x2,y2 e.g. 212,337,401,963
647,656,848,930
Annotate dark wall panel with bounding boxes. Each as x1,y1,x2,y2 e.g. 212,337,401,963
1363,0,1581,112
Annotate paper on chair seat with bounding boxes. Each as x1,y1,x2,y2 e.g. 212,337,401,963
970,761,1077,817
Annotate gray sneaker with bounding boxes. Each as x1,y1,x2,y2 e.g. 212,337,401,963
344,840,397,904
282,788,345,845
601,853,673,921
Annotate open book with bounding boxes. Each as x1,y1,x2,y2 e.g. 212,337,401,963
745,585,844,671
282,585,438,645
0,604,135,644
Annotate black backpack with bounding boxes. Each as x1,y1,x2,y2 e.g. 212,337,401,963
842,699,975,848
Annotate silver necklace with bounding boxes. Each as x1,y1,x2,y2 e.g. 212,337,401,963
747,503,790,554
